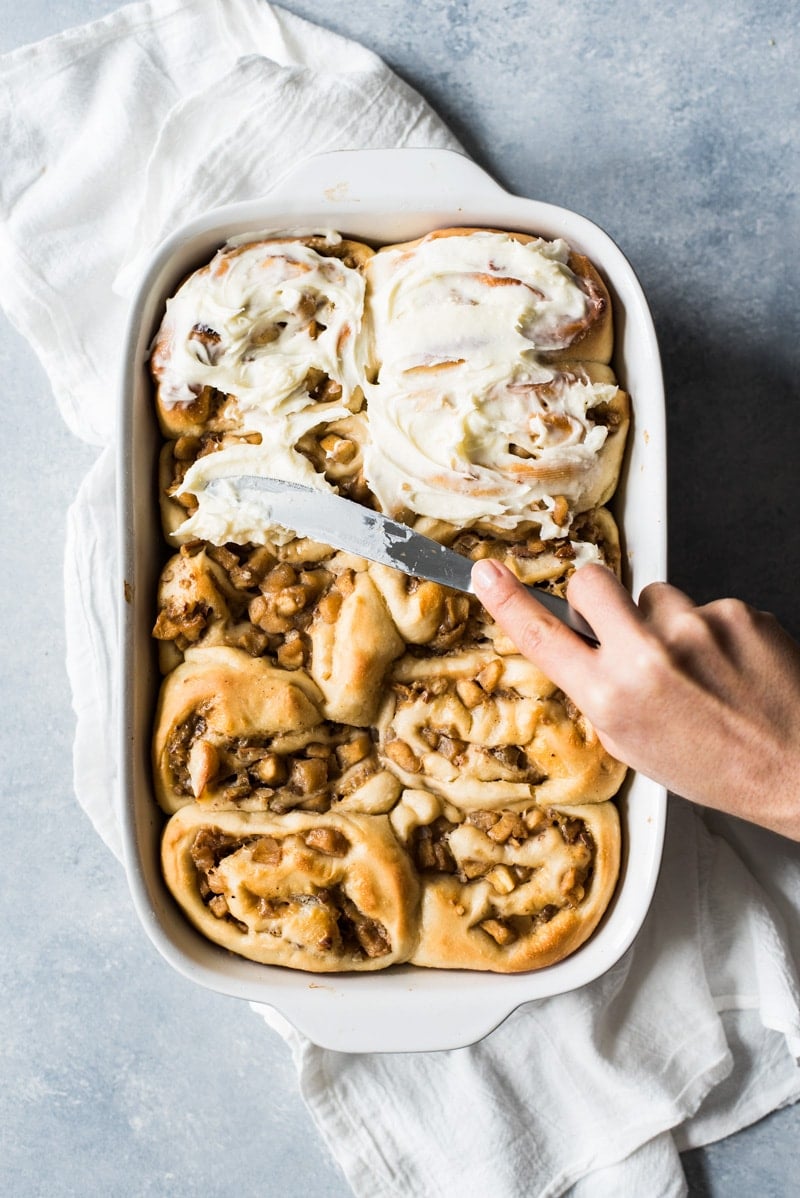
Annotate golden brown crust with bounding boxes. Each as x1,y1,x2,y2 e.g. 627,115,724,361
402,798,620,972
162,805,419,971
376,648,626,810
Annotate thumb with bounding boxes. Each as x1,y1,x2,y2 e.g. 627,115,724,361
471,558,596,690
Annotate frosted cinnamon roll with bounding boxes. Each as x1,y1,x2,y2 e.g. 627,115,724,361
162,805,419,971
388,789,619,972
153,647,401,817
151,233,373,439
363,228,626,532
367,228,613,370
363,360,629,535
376,648,626,810
158,409,372,548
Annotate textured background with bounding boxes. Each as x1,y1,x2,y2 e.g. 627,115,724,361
1,1,798,1195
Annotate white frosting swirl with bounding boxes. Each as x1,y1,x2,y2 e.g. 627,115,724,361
152,234,367,418
362,231,617,536
365,230,590,378
157,229,621,551
363,366,614,538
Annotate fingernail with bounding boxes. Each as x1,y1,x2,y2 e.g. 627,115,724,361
471,558,504,590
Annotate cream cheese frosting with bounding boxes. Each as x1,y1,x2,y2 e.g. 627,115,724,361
362,363,614,538
175,403,354,545
362,230,618,537
365,230,591,375
155,228,623,550
151,232,367,418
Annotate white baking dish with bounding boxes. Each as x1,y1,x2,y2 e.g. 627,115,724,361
119,147,667,1053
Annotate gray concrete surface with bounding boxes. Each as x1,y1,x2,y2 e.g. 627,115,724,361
2,1,798,1195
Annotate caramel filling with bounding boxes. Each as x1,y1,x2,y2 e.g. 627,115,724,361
167,720,379,814
189,826,391,958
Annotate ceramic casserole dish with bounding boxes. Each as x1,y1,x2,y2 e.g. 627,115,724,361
119,147,667,1053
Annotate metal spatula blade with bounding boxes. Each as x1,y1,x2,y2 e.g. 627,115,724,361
205,475,600,646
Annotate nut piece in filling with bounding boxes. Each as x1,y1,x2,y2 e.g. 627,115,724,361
161,805,420,971
388,792,621,972
153,645,401,817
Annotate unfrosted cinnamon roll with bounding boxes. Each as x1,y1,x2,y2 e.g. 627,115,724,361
162,805,419,971
388,787,619,971
376,648,626,810
402,505,622,595
153,647,401,817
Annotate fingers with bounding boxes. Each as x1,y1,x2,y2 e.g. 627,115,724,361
637,580,696,626
565,564,643,645
471,559,596,693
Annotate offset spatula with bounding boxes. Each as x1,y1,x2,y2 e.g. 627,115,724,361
206,475,599,646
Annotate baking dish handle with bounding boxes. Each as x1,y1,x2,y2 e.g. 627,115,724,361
259,147,508,210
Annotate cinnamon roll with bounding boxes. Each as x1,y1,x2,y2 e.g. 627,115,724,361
162,805,419,971
376,648,626,810
151,233,374,438
388,790,620,972
153,647,401,817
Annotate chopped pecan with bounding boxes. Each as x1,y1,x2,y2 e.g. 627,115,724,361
250,836,282,866
317,589,343,623
276,630,307,669
251,753,287,786
413,817,457,873
476,658,503,694
187,739,219,798
467,810,500,833
480,918,517,946
485,865,517,895
335,731,373,769
304,828,350,856
384,739,422,774
338,895,391,958
208,894,230,918
289,757,328,793
261,562,298,592
456,678,485,709
486,811,529,844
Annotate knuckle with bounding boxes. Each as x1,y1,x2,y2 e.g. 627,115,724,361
707,596,751,624
663,608,712,649
639,580,670,604
516,615,550,659
567,562,609,600
584,676,620,723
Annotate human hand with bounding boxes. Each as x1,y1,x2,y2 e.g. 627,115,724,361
471,559,800,841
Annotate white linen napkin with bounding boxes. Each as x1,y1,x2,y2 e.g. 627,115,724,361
2,3,798,1195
